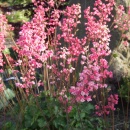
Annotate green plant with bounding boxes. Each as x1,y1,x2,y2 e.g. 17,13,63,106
1,0,129,129
6,10,30,23
2,92,105,130
118,77,130,102
0,0,32,23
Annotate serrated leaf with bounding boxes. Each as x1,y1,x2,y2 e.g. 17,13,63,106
37,118,47,128
80,112,85,119
86,103,94,111
54,105,59,114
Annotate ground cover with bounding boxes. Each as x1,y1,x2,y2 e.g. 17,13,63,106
0,0,130,130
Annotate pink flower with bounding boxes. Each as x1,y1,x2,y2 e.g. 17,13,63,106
66,106,73,113
81,55,87,61
48,0,54,7
123,40,129,47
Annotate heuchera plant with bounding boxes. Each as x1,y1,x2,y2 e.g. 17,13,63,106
70,0,119,116
0,14,14,93
2,0,128,117
114,5,130,47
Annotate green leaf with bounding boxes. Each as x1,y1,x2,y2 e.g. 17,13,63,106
86,103,94,112
4,88,15,100
54,105,59,114
70,120,76,126
0,88,15,109
96,127,102,130
74,113,80,121
7,69,12,74
6,10,30,23
3,48,10,55
37,118,47,128
61,2,69,6
75,123,81,128
53,117,66,128
2,121,16,130
113,53,118,58
24,114,32,128
80,112,85,119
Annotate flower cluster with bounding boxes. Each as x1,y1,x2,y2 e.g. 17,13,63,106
70,0,114,101
95,94,118,116
114,5,130,46
69,0,117,116
0,13,13,92
0,14,13,72
45,3,86,88
0,0,120,116
15,0,62,89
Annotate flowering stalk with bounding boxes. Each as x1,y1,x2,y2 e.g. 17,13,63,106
0,0,120,117
69,0,118,116
114,5,130,47
15,0,62,92
0,13,14,93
